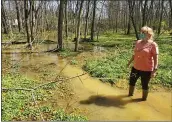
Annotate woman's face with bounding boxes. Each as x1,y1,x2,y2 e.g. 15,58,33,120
139,30,148,39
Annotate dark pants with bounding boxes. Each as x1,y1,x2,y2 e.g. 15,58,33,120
129,67,151,90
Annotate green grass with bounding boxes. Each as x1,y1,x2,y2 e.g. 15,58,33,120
2,73,88,121
58,49,79,58
83,49,132,84
92,32,135,48
2,32,26,42
70,59,78,65
52,109,87,121
2,73,36,121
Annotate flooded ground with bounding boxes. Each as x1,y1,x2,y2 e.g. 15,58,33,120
2,44,172,121
62,65,171,121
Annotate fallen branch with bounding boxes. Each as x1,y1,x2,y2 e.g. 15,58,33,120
34,73,87,90
43,48,59,53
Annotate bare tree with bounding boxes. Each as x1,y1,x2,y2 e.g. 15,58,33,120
115,1,120,33
14,0,22,32
34,1,43,35
127,18,131,35
96,1,105,41
1,0,9,34
147,0,154,26
74,0,79,37
142,0,148,26
84,0,90,39
29,0,34,42
75,1,84,51
158,0,164,35
57,0,65,50
65,0,68,40
90,0,97,41
24,0,32,48
128,0,139,40
169,0,172,28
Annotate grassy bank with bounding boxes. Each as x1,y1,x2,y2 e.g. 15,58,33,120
2,73,88,121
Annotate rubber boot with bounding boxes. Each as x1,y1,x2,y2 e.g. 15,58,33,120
142,90,148,101
128,85,135,96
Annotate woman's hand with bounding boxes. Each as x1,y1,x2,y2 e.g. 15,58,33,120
127,55,134,68
151,70,157,78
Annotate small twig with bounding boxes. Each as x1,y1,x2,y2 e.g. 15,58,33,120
31,91,45,121
65,101,71,112
51,61,70,84
77,74,84,86
115,45,128,60
58,61,70,76
65,100,78,113
68,100,78,108
2,87,33,92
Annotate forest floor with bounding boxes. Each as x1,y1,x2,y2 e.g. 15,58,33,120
1,32,172,121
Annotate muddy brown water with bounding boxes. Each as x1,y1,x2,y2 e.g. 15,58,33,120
2,44,172,121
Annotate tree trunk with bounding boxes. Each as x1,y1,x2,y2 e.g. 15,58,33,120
147,0,154,26
74,0,79,37
34,1,43,36
1,0,9,34
75,1,84,52
131,16,139,40
115,13,118,33
57,0,65,50
115,1,120,33
158,0,164,35
127,18,131,35
20,1,25,29
169,0,172,28
8,1,13,34
65,0,68,40
90,0,97,41
15,0,22,32
29,0,34,42
44,3,49,31
97,1,105,41
24,0,32,49
142,0,148,26
128,0,139,40
84,0,90,39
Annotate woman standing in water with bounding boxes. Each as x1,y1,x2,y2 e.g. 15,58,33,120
127,26,159,101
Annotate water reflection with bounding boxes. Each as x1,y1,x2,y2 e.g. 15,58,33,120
2,44,66,74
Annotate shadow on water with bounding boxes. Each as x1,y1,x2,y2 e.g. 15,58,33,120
80,95,143,109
